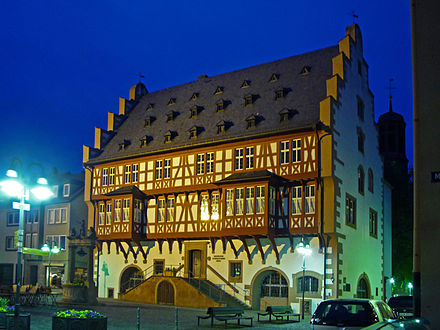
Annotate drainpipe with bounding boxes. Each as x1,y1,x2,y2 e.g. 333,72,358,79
316,124,332,300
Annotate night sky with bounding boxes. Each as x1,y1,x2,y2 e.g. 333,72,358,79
0,0,412,176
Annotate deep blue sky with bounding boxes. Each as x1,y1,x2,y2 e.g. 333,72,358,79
0,0,412,175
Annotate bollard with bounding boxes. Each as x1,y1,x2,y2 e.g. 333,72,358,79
137,307,140,330
175,306,178,330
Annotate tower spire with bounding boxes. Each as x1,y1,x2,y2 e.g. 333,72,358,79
386,78,396,112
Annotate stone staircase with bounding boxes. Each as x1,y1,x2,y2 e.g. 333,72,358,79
182,277,250,309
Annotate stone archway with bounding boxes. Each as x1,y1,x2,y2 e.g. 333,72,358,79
250,268,290,311
119,265,144,294
356,273,371,298
157,280,174,305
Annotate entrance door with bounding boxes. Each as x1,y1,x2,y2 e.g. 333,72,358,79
30,266,38,285
157,280,174,305
189,250,202,278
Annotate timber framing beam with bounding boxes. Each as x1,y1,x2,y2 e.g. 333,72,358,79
239,237,252,264
116,241,129,260
133,239,148,262
226,237,238,258
253,236,265,263
210,237,217,253
166,238,174,253
125,240,137,262
268,234,280,264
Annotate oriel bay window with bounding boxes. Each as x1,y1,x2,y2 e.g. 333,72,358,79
114,199,121,222
106,203,112,225
291,186,302,215
134,199,143,223
211,194,220,220
235,188,244,215
225,189,234,216
256,186,265,214
157,199,165,222
305,185,315,214
269,187,276,215
122,198,130,222
245,187,254,214
98,203,105,225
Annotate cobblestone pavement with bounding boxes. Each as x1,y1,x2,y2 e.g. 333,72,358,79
20,298,312,330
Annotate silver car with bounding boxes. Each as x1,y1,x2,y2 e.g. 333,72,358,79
310,299,398,329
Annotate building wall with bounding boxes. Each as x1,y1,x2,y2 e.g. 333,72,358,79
332,26,385,299
97,236,325,312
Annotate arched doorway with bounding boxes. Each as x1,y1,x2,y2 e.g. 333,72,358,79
157,280,174,305
356,275,371,298
251,269,289,311
120,266,144,294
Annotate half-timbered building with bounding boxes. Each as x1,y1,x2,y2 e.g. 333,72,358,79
83,24,391,314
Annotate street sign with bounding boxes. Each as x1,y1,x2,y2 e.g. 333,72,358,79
432,171,440,182
23,247,50,256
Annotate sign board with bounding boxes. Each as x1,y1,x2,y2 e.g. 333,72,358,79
432,171,440,182
23,247,50,256
12,202,30,211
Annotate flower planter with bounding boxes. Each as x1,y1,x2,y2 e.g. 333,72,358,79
62,284,89,304
5,313,31,330
52,316,107,330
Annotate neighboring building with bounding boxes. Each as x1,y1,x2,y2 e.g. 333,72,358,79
41,172,87,286
84,24,391,313
0,171,87,288
378,96,413,295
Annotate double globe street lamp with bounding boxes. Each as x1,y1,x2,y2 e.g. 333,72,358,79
0,163,53,317
41,244,60,286
297,241,312,320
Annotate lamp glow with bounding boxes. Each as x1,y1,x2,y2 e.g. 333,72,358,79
41,243,50,252
0,179,24,197
31,186,54,200
6,170,18,178
390,277,395,284
297,242,312,256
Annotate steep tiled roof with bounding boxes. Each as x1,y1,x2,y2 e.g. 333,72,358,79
88,46,338,164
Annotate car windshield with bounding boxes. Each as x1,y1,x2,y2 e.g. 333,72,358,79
312,301,376,327
388,297,412,308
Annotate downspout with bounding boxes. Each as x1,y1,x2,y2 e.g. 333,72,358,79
316,124,332,300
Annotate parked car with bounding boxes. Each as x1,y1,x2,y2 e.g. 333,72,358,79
310,299,398,329
387,295,414,319
363,317,430,329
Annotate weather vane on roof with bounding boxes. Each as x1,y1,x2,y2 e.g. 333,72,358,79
350,11,359,24
137,73,145,82
386,78,396,112
386,78,396,99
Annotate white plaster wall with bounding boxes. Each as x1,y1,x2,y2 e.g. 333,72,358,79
333,40,386,299
96,236,325,311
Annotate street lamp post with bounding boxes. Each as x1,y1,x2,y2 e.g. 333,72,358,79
0,163,53,317
297,241,312,320
41,244,60,286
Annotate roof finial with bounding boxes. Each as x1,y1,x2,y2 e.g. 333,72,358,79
351,11,359,24
137,73,145,82
386,78,396,112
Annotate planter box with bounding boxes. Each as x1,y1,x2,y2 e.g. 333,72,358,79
52,316,107,330
5,313,31,330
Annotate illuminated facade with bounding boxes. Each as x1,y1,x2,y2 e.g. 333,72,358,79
83,24,391,312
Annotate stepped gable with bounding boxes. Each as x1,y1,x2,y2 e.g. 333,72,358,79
87,46,338,164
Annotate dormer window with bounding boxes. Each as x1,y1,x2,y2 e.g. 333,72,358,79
164,131,175,143
189,126,200,139
167,111,177,122
216,120,226,134
119,140,130,151
246,115,257,129
190,93,199,101
274,89,285,100
269,73,279,82
146,103,154,111
144,116,155,127
216,100,225,112
167,98,176,106
214,86,224,95
300,66,311,75
279,108,291,122
244,94,254,106
241,80,250,88
190,106,199,118
63,184,70,197
140,135,152,147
